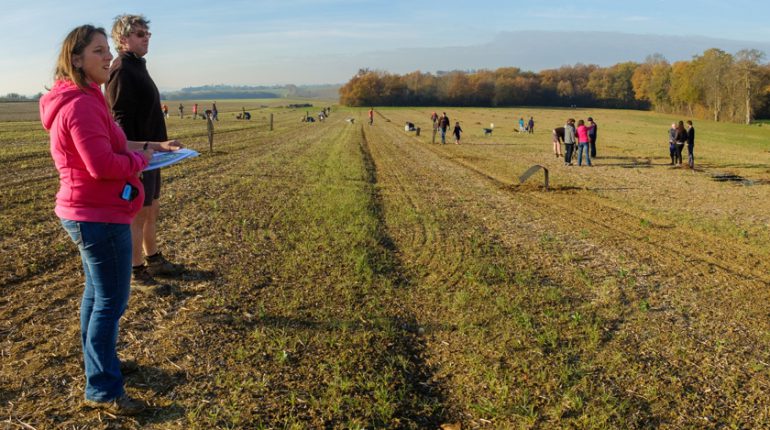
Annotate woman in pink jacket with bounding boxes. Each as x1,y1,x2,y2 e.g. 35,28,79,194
40,25,176,415
576,119,592,167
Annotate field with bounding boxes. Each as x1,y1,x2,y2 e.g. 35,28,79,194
3,99,770,429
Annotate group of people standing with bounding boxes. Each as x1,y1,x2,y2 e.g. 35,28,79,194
178,101,217,120
553,117,598,166
519,117,535,133
430,112,463,145
431,111,460,144
40,14,185,415
669,120,696,168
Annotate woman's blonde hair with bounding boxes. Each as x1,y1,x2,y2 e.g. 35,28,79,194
111,14,150,52
54,25,107,90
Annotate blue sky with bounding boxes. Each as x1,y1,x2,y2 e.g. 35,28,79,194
3,0,770,95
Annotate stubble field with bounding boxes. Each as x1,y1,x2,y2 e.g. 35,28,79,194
3,100,770,429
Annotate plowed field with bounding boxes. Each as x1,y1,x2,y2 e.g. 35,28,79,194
3,102,770,428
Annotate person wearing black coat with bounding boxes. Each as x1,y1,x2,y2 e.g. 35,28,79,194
686,120,695,169
438,112,450,144
674,121,688,166
106,14,185,290
587,117,598,158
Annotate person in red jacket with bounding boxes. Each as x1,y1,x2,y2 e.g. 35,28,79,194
39,25,175,415
576,119,592,166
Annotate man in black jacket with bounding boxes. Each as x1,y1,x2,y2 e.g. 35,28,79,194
438,112,450,144
107,14,184,290
587,117,598,158
686,120,695,169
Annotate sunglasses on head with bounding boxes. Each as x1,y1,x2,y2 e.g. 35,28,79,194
131,30,152,38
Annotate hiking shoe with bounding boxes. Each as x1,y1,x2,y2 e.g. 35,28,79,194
83,394,146,415
131,265,159,292
145,252,184,277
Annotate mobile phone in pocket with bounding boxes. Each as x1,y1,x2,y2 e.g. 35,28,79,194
120,183,139,201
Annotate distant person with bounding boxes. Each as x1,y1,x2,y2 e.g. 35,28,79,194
528,117,535,134
40,24,154,415
587,117,598,157
212,101,218,121
192,103,198,119
431,111,438,128
674,120,688,166
552,126,565,158
519,117,525,132
453,121,463,144
668,123,677,165
563,119,577,166
686,120,695,169
576,119,592,166
368,107,374,125
162,103,168,118
107,14,185,291
438,112,450,144
405,121,416,131
178,103,184,118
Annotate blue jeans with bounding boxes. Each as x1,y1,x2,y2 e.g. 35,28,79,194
60,219,132,402
687,144,694,168
440,129,447,144
578,142,592,166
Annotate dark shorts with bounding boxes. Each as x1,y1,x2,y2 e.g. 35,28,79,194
140,169,161,206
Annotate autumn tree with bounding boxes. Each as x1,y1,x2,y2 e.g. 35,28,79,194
339,69,384,106
732,49,766,124
587,62,638,107
693,49,733,121
338,50,768,122
669,61,700,116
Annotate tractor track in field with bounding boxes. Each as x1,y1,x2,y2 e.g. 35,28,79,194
364,123,474,291
358,123,453,426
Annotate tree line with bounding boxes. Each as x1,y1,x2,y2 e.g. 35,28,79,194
0,93,42,102
339,48,770,123
161,84,341,101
